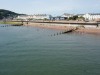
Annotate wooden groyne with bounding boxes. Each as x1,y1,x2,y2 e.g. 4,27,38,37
51,27,78,36
12,23,23,26
62,27,78,34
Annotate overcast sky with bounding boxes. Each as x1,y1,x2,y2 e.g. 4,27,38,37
0,0,100,15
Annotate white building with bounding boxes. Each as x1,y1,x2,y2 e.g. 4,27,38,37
83,13,100,21
61,13,74,19
17,14,50,20
17,15,29,20
30,14,50,20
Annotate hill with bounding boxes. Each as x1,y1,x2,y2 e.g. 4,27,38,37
0,9,25,20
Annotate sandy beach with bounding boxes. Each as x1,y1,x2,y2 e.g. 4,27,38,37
24,22,70,30
24,22,100,35
75,28,100,34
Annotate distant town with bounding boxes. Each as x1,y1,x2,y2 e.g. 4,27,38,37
0,9,100,22
15,13,100,22
0,9,100,35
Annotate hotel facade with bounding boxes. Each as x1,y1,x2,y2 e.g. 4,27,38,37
83,13,100,21
61,13,74,19
17,14,50,20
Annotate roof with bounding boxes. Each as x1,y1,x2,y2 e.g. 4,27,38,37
88,13,100,15
63,13,74,16
77,14,84,16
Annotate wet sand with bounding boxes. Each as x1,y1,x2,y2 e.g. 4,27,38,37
75,28,100,34
24,22,72,30
24,22,100,34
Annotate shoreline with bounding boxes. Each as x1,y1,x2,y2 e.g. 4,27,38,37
24,23,69,30
0,21,100,35
24,22,100,35
75,28,100,35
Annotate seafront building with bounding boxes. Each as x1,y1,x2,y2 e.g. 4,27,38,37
61,13,100,21
17,15,28,20
17,14,50,20
61,13,74,19
83,13,100,21
16,13,100,21
50,13,74,20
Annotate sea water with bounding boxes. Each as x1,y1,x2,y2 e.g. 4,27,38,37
0,24,100,75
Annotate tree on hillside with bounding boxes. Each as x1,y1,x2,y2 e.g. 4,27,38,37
0,9,25,20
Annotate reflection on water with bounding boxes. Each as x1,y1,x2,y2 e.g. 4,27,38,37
0,24,100,75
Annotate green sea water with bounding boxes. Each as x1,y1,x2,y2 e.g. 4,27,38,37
0,24,100,75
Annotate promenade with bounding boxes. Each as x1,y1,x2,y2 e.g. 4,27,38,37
12,20,99,25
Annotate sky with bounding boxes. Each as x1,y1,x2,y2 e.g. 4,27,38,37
0,0,100,15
